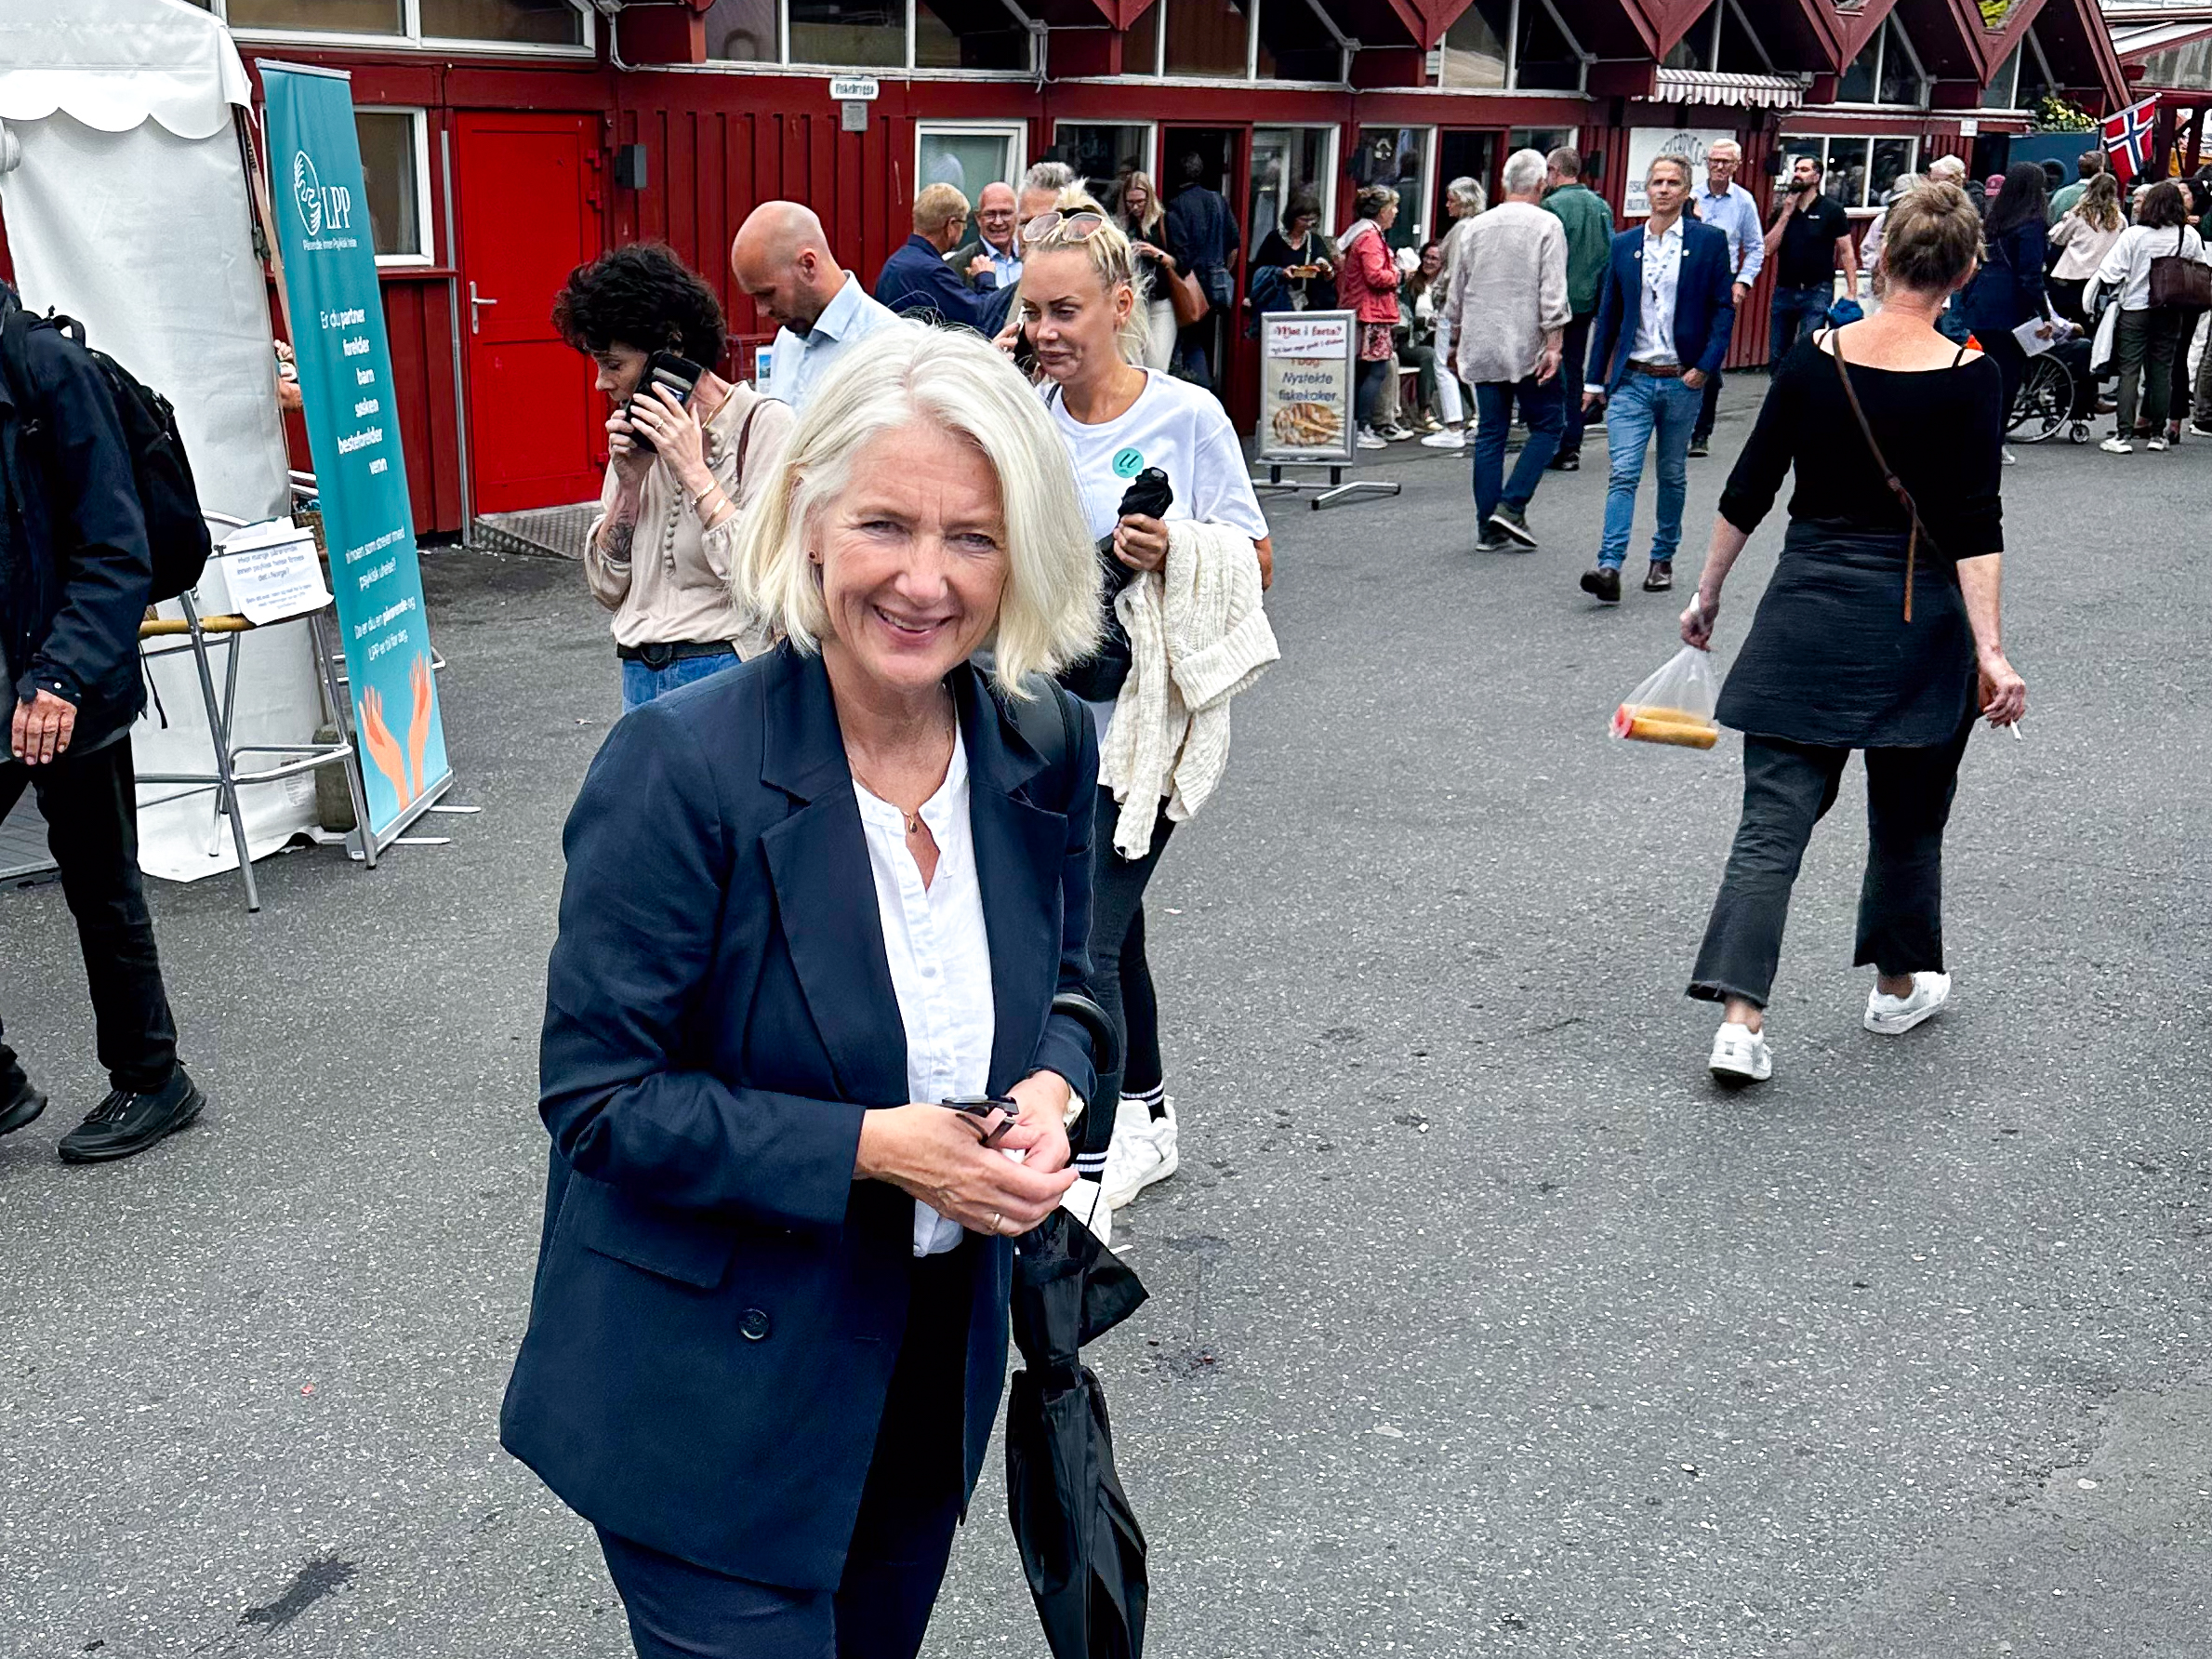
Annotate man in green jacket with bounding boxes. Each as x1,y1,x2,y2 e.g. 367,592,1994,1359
1542,147,1614,471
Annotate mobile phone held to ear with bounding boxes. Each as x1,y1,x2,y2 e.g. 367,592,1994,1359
628,351,708,454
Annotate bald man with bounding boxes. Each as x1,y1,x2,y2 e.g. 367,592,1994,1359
947,181,1021,291
730,200,899,413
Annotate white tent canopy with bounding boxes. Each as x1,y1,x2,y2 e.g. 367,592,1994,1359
1,0,322,881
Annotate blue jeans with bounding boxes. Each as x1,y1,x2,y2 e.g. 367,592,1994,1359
1472,376,1564,524
1599,373,1702,570
1769,284,1832,365
619,648,742,711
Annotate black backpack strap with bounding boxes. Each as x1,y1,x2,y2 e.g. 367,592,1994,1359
993,672,1082,805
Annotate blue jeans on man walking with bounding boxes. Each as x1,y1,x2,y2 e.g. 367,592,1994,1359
1472,376,1564,527
1599,373,1702,570
1768,284,1833,366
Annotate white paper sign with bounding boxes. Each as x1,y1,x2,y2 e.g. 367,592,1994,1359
219,520,331,626
1624,127,1737,218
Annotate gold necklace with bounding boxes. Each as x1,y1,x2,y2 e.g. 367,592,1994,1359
847,712,955,839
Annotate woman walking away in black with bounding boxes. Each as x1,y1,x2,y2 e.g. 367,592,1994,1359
1956,162,2048,463
1678,181,2027,1085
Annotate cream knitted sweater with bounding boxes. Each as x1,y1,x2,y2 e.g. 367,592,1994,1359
1099,518,1280,859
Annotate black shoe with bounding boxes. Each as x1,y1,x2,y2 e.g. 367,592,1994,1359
1643,561,1674,592
0,1072,46,1138
1687,436,1711,458
1547,451,1581,472
1487,502,1539,549
58,1067,205,1164
1475,530,1513,552
1579,566,1623,604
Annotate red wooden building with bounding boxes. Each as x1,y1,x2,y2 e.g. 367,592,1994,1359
67,0,2127,537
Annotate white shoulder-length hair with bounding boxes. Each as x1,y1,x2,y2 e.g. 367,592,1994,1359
735,325,1101,695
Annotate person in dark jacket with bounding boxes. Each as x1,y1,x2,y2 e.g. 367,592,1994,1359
499,325,1104,1659
873,183,992,329
1957,162,2050,457
1163,151,1238,389
0,282,204,1163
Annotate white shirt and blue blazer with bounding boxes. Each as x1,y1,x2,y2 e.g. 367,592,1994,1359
1586,216,1738,397
500,644,1099,1608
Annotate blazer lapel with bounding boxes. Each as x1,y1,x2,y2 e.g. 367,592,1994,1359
757,648,908,1106
956,671,1069,1095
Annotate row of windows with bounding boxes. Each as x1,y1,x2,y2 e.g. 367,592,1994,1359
1774,134,1921,213
189,0,588,48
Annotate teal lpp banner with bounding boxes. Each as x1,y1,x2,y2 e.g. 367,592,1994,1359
259,61,450,843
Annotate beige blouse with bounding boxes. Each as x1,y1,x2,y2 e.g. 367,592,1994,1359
583,382,795,652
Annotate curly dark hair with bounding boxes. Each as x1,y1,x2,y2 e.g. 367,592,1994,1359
551,242,724,367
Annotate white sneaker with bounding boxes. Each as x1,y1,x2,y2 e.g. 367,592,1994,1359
2100,436,2133,454
1102,1096,1179,1210
1059,1177,1113,1250
1864,971,1952,1035
1381,423,1417,442
1421,428,1466,449
1709,1021,1772,1083
1356,428,1388,451
2148,436,2169,452
2002,446,2018,465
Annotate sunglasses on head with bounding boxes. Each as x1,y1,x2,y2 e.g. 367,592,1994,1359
1022,211,1107,246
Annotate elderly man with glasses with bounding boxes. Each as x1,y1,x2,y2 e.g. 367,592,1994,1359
1687,138,1764,458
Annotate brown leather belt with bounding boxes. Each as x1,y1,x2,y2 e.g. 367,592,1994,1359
1629,360,1685,378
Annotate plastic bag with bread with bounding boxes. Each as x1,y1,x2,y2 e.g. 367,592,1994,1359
1610,644,1720,751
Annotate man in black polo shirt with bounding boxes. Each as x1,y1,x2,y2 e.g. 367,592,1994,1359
1762,153,1861,365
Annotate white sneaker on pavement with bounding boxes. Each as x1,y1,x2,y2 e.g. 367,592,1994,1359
1102,1096,1179,1210
1381,422,1417,442
1421,428,1466,449
1864,971,1952,1035
1059,1177,1113,1249
2100,436,2133,454
1356,428,1388,451
1709,1021,1772,1083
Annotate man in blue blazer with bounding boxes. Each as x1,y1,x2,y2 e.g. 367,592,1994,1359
874,183,993,329
1577,154,1737,604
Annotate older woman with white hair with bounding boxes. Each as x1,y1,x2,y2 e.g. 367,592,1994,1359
1421,175,1487,449
501,325,1106,1659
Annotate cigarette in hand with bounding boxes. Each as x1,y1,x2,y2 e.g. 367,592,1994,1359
2008,721,2024,742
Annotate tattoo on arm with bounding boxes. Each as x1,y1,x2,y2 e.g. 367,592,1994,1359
599,509,639,563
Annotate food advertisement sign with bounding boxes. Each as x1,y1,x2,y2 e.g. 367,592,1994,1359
1258,311,1356,465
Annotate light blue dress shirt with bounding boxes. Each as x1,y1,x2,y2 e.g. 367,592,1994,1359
766,273,900,413
1692,179,1766,285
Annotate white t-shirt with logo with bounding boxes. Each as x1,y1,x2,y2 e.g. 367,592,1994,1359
1047,370,1269,545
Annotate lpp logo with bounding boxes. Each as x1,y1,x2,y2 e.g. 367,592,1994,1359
291,150,353,238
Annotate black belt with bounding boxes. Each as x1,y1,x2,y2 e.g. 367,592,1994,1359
616,640,737,668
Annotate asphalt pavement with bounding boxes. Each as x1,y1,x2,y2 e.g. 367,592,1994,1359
4,381,2209,1657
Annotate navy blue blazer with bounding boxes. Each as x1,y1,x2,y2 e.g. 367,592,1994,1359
500,644,1100,1591
1586,219,1738,396
874,234,992,329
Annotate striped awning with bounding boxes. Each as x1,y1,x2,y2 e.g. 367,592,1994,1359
1653,67,1805,111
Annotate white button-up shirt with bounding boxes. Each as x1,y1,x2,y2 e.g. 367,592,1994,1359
767,272,899,414
854,728,995,1257
1633,217,1685,366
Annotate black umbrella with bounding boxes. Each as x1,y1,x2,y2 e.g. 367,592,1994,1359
1007,993,1149,1658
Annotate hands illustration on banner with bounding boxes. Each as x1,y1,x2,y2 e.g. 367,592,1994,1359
358,652,439,813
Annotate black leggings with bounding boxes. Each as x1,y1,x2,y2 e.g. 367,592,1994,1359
1085,789,1174,1120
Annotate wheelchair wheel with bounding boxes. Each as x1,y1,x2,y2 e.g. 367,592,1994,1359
2070,420,2091,445
2009,355,2073,445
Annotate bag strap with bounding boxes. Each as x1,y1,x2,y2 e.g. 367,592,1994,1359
991,674,1081,803
1825,328,1936,623
733,397,763,483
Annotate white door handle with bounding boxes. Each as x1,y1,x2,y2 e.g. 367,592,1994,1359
469,281,499,335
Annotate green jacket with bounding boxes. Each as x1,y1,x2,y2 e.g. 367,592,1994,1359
1543,183,1615,317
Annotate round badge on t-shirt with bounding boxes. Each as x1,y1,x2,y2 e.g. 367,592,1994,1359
1111,446,1145,478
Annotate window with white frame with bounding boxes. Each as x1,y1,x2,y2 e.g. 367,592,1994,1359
917,123,1027,204
1113,0,1348,83
1662,1,1774,75
1248,126,1337,254
1434,0,1585,91
705,0,1031,70
354,108,435,265
1777,134,1919,212
1835,16,1927,108
195,0,589,50
1055,124,1156,189
1998,27,2059,112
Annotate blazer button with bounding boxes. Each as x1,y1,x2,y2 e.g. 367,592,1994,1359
739,1307,773,1342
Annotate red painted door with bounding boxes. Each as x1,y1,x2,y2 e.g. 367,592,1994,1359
455,113,603,513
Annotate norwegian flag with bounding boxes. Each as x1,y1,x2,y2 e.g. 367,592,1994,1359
2103,95,2159,187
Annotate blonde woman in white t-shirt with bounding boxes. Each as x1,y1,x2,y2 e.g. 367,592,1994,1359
998,195,1278,1218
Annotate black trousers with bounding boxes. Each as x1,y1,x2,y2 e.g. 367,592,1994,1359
1085,788,1174,1120
1558,311,1595,458
597,1250,971,1659
1980,328,2027,437
1689,720,1975,1010
0,735,178,1095
1693,365,1723,444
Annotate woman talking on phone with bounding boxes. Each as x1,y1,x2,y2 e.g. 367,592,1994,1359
555,243,795,709
1003,195,1278,1218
